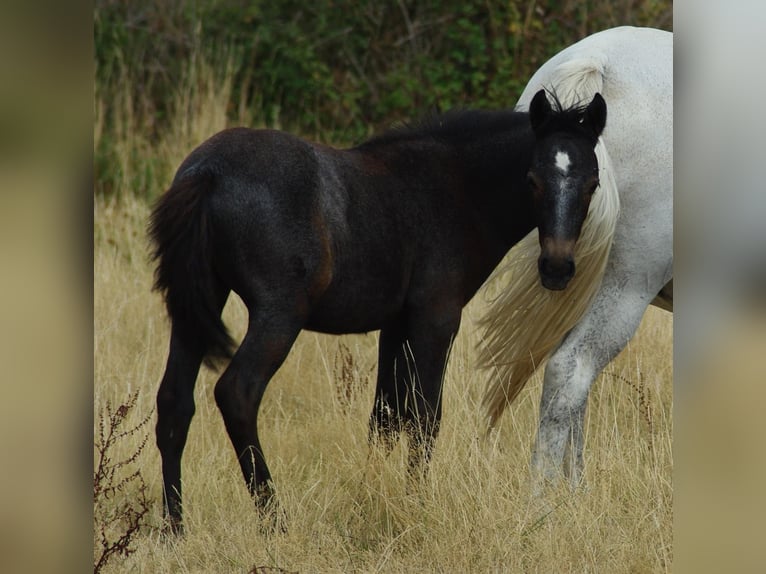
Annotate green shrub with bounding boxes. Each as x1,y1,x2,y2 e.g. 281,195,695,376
94,0,672,198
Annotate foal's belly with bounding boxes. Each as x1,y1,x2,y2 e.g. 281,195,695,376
304,276,408,334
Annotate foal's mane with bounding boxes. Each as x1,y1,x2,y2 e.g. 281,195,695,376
355,96,593,152
354,108,520,150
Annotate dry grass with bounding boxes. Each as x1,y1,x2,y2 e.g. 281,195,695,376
94,195,672,573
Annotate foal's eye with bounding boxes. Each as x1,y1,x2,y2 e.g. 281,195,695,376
526,173,540,190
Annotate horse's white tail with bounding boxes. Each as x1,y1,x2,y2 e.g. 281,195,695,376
477,54,620,429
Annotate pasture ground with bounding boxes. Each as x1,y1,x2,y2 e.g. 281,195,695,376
94,195,672,573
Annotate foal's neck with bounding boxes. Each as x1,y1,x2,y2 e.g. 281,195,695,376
456,115,538,247
354,110,538,249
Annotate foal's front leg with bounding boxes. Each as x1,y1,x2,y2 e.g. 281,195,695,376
401,307,462,472
369,318,409,451
369,305,461,472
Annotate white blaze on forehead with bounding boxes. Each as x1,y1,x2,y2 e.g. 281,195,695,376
555,150,571,174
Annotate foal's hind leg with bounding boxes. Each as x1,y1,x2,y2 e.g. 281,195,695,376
156,277,228,534
214,303,303,511
156,329,206,533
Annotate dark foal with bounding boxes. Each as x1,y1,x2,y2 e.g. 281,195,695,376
149,90,606,531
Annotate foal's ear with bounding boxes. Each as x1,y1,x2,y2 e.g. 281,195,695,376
584,92,607,138
529,89,552,133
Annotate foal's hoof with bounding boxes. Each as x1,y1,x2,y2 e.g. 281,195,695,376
256,503,287,534
160,515,184,537
255,489,287,534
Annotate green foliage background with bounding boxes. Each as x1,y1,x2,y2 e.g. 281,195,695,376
94,0,671,197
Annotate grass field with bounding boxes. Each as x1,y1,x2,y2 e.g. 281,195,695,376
94,193,672,573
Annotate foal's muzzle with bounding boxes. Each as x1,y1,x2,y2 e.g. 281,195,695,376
538,238,576,290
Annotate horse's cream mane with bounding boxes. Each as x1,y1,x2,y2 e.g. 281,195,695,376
478,54,620,429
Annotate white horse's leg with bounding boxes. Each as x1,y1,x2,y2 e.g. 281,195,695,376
531,263,670,487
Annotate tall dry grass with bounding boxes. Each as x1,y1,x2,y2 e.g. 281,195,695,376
94,51,247,199
94,197,672,572
94,59,672,572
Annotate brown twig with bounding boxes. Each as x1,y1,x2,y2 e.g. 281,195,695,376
93,391,153,573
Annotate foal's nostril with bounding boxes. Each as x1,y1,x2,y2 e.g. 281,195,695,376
539,255,573,278
538,256,552,277
565,258,575,278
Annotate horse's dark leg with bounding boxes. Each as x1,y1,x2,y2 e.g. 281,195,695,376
213,307,303,512
369,318,408,452
399,306,462,473
156,330,204,533
369,307,461,470
155,277,229,534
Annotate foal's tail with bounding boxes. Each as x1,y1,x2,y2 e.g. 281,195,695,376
148,169,234,368
477,53,620,429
